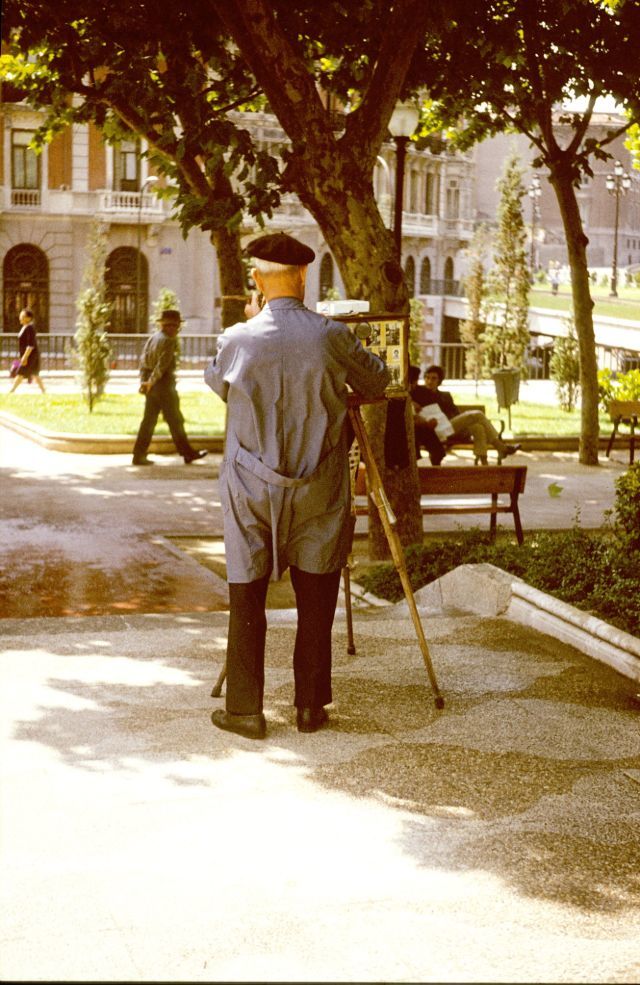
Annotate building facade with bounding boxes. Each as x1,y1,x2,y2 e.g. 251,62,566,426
473,112,640,275
0,95,475,345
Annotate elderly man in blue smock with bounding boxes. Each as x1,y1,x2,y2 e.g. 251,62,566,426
205,232,390,739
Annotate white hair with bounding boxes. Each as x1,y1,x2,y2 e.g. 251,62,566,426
251,258,299,275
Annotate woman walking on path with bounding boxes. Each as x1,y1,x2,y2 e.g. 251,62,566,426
9,308,46,393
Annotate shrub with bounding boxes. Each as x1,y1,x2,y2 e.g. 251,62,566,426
598,367,640,412
613,462,640,552
357,521,640,635
550,317,580,411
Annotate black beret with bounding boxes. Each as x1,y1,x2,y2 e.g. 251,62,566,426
245,232,315,266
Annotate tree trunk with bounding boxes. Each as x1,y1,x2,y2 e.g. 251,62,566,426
211,226,246,330
548,164,600,465
291,160,423,558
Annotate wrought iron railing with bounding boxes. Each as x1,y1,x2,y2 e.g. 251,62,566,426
0,333,218,372
1,331,638,382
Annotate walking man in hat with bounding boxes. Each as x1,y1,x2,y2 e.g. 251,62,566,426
205,232,390,739
132,308,208,466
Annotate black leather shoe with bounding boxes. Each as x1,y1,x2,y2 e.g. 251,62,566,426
211,709,266,740
184,450,208,464
132,456,154,466
296,707,328,733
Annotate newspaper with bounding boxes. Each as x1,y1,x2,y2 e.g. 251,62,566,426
418,404,454,441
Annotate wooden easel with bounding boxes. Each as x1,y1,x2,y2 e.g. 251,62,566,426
212,398,444,710
345,399,444,709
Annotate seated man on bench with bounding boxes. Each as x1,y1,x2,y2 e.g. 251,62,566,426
409,364,521,466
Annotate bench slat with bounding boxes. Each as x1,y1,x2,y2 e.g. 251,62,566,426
419,465,527,495
354,463,527,544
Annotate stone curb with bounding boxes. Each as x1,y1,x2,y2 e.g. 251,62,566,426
399,562,640,684
0,410,630,456
0,410,224,455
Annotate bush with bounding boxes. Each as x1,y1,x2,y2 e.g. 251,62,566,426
598,367,640,412
549,317,580,411
357,507,640,636
613,462,640,552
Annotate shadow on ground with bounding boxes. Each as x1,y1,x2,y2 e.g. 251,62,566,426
5,613,640,915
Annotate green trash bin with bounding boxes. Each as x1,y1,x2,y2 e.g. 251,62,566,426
492,368,521,410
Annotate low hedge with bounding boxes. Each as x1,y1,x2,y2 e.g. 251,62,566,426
357,464,640,638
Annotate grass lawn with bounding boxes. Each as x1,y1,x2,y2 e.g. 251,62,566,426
530,286,640,322
447,390,611,437
0,388,611,438
0,391,227,436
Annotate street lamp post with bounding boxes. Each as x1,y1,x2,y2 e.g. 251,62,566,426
388,101,420,257
528,174,541,277
136,175,158,333
606,160,631,298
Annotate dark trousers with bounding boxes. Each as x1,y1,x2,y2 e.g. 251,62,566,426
225,566,342,715
414,419,446,465
132,379,194,460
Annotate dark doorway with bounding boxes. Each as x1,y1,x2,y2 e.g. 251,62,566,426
106,247,148,333
3,244,49,332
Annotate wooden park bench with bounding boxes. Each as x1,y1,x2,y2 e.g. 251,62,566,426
354,462,528,544
606,399,640,465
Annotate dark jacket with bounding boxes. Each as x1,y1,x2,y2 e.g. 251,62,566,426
411,385,459,420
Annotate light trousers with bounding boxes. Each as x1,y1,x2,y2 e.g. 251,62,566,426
450,410,507,458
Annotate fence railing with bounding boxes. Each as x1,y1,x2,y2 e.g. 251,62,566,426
421,279,464,297
0,333,219,373
2,331,639,381
420,334,640,381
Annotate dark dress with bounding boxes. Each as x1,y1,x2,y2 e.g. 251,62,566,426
17,323,41,379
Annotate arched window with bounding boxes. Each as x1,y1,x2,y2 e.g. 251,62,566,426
419,257,432,294
443,257,455,294
106,247,148,333
404,255,416,294
319,252,334,299
3,244,49,332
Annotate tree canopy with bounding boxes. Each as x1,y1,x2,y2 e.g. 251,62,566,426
1,0,431,550
407,0,640,464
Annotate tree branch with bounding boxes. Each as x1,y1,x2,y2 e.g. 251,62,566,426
211,0,329,146
566,93,597,157
343,0,432,170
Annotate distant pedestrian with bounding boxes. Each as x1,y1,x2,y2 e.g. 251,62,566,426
131,308,207,466
9,309,46,393
550,266,560,296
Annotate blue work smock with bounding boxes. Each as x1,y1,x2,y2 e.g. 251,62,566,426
204,296,390,582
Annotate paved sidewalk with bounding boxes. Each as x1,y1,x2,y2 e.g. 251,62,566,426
1,422,639,982
1,607,639,983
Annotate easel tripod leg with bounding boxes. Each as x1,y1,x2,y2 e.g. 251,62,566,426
342,564,356,655
211,661,227,698
349,405,444,709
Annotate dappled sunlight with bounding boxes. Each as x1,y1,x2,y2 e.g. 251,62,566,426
2,613,639,932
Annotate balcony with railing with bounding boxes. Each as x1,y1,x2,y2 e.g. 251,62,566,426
97,189,167,221
10,188,41,209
